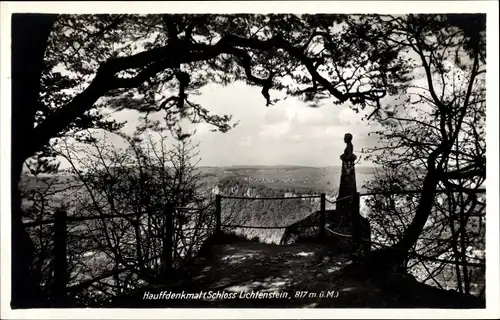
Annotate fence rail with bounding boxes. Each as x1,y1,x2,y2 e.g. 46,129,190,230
221,188,486,270
325,226,353,238
23,203,217,228
359,188,486,197
220,195,321,200
325,194,354,205
326,221,486,268
22,202,216,306
22,187,486,305
217,193,327,236
221,224,290,229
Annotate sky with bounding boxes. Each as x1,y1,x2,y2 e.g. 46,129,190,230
47,14,383,170
34,13,479,171
106,81,381,168
30,13,480,171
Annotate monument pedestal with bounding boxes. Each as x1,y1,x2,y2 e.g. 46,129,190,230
329,134,370,254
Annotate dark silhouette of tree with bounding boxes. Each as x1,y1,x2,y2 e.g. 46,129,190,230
39,129,213,304
364,165,485,295
12,14,59,307
360,14,486,269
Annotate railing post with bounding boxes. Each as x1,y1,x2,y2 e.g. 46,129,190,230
53,210,68,306
215,194,222,235
355,192,360,216
352,192,361,247
162,203,173,279
320,193,326,237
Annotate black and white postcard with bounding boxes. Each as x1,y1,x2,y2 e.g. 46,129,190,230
1,1,498,319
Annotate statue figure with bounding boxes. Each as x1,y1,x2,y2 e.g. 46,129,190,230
340,133,356,175
340,133,356,162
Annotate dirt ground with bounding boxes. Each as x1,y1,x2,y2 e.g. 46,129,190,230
108,239,484,308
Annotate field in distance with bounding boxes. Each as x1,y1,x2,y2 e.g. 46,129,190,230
197,165,375,194
20,165,376,196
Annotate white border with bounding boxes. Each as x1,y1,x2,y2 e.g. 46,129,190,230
1,1,499,319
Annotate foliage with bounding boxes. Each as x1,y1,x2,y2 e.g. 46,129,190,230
358,14,486,263
364,165,485,296
358,13,486,295
23,13,415,175
23,130,215,304
362,14,485,182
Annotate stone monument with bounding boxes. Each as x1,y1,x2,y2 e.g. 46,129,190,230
279,133,370,252
332,133,370,254
333,133,358,228
338,133,357,201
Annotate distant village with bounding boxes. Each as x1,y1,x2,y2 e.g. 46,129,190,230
241,176,320,184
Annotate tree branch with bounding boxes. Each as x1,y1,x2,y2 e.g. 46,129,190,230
28,28,387,161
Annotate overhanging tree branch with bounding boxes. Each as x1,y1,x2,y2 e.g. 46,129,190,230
30,30,388,159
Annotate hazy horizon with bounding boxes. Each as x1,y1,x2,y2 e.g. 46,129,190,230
23,163,377,177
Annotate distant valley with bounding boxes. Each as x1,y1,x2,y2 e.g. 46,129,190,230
196,165,376,194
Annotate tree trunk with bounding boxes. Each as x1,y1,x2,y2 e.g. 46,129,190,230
394,172,439,255
366,170,440,272
11,13,57,308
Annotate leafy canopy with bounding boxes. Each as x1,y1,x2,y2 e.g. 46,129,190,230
29,13,414,173
29,14,484,175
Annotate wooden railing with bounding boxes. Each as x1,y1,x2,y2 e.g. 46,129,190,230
214,193,324,233
22,202,215,306
326,188,487,269
23,187,486,305
217,192,362,240
216,188,486,268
